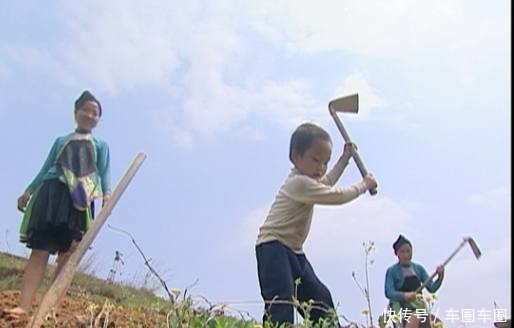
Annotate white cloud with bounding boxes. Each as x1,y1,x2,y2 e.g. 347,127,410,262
46,1,328,145
235,126,266,142
333,72,385,120
157,110,195,150
244,0,509,62
250,79,322,128
244,0,510,124
306,196,413,259
0,45,61,78
225,205,269,255
1,0,508,145
468,187,511,210
57,1,185,93
0,51,12,81
0,3,185,93
158,77,324,146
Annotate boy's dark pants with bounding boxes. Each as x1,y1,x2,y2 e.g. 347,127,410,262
256,240,339,326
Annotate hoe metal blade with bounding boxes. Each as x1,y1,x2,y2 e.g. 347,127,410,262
466,237,482,259
328,93,377,195
416,236,482,293
329,93,359,114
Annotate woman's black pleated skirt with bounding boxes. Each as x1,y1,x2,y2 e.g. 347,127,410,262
20,178,92,254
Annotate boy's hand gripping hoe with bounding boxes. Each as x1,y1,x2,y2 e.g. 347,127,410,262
329,93,377,195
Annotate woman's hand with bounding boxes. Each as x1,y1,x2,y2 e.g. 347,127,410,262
102,194,111,207
436,265,445,279
404,291,417,301
17,191,31,212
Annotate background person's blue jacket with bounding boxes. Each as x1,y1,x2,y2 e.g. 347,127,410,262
385,262,443,303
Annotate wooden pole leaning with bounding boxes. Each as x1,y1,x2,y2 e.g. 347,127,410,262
27,152,147,328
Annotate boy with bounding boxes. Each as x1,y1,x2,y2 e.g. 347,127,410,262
256,122,377,326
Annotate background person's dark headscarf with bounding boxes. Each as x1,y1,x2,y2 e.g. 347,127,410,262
393,234,412,253
74,90,102,116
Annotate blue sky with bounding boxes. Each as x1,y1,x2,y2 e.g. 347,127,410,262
0,0,510,326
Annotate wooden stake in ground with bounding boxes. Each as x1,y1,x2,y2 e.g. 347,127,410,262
27,152,146,328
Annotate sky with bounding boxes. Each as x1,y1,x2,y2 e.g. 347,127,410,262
0,1,511,326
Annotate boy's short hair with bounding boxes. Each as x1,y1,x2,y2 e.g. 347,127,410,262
289,122,332,162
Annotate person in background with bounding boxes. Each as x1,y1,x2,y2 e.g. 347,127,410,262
385,235,445,328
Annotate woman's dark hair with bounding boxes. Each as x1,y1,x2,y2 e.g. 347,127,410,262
74,90,102,116
393,235,412,253
289,122,331,162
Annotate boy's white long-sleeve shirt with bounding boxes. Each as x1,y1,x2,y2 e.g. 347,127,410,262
256,155,366,254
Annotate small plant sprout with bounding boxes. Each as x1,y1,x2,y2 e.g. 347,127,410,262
171,288,181,299
294,277,302,324
352,240,376,328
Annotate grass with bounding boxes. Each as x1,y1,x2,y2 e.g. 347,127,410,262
0,251,168,308
0,251,262,327
0,251,342,327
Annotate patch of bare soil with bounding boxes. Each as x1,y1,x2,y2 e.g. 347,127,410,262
0,290,167,327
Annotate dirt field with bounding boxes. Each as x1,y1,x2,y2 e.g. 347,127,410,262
0,290,166,327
